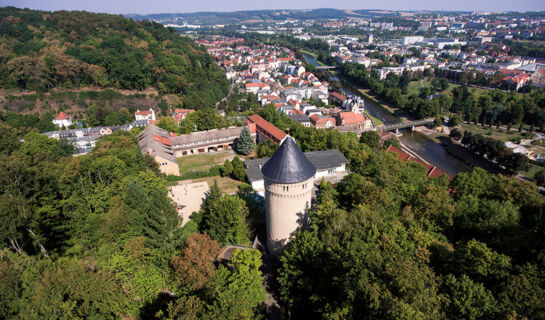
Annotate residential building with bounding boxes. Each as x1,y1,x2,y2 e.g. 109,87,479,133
403,36,424,45
52,112,73,128
245,114,287,144
336,112,373,130
172,108,195,124
329,91,347,106
288,113,311,127
530,68,545,88
342,96,365,114
309,114,335,128
135,108,156,121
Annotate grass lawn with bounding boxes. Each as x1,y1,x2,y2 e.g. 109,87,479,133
192,176,243,195
461,124,524,142
519,163,543,180
365,110,383,126
300,50,325,66
406,80,494,98
177,151,234,175
468,86,492,96
407,80,431,96
358,89,397,115
532,139,545,147
406,80,461,96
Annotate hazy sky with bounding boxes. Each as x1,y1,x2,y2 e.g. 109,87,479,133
3,0,545,14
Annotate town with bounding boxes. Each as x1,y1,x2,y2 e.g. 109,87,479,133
2,5,545,320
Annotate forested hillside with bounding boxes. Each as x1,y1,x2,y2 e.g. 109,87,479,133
0,123,265,319
0,7,229,107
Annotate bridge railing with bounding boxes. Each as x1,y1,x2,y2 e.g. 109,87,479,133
382,118,435,130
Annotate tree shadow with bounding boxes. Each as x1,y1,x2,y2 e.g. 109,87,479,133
256,229,284,320
139,291,177,319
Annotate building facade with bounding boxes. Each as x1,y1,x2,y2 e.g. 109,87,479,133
137,124,179,175
135,108,156,121
170,126,256,157
52,112,72,128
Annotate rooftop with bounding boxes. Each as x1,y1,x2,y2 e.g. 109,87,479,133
260,137,316,184
137,124,177,164
246,114,287,143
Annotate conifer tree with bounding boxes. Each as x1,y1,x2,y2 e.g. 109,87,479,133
235,127,255,155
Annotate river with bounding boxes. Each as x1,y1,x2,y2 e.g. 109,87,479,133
303,53,399,125
399,132,470,176
303,53,469,175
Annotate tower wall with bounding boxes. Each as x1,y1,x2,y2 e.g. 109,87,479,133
265,177,313,256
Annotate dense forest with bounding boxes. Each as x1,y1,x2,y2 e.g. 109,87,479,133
0,7,229,107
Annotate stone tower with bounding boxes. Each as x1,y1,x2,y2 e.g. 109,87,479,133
261,137,317,256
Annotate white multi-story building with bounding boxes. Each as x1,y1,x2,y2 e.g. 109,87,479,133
403,36,424,45
52,112,73,128
135,108,156,121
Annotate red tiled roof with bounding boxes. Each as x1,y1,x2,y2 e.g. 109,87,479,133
339,112,367,125
386,145,450,179
246,114,286,143
246,82,270,89
246,122,256,134
174,108,194,114
428,167,448,179
330,92,346,101
387,145,411,162
153,134,171,146
309,114,335,126
136,109,153,116
56,112,70,120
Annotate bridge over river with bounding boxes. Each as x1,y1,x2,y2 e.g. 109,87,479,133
379,118,435,132
315,65,336,70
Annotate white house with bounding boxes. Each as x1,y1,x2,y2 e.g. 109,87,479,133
135,108,156,121
52,112,73,128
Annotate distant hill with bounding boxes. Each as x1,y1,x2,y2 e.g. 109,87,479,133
126,8,364,25
0,7,229,108
126,8,491,25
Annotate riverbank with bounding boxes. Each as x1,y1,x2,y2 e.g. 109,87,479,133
399,131,470,176
364,110,383,126
357,89,395,116
301,52,401,124
300,50,325,66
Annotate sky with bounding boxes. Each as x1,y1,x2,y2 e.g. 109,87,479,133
2,0,545,14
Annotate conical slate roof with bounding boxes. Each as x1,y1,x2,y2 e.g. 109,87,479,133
261,137,317,184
